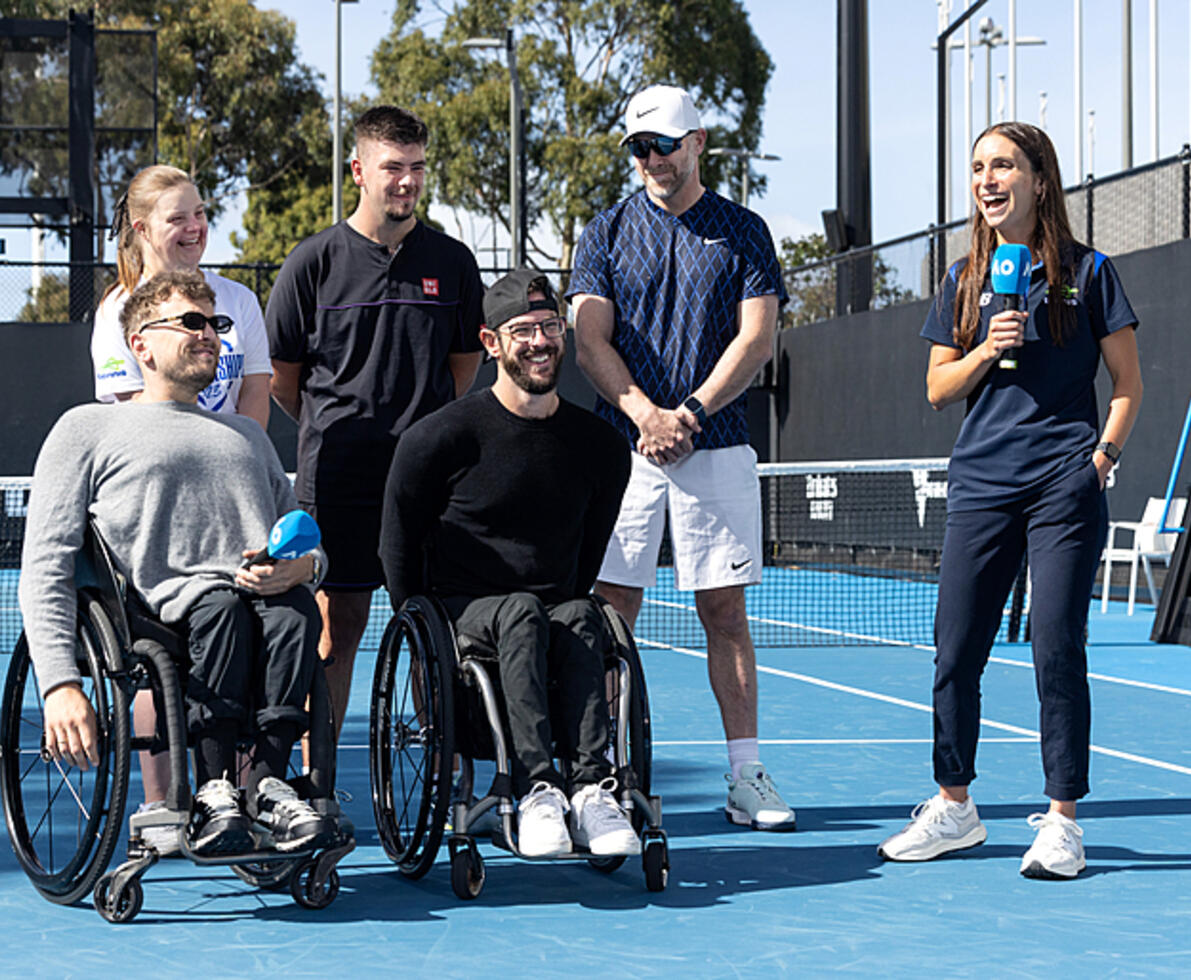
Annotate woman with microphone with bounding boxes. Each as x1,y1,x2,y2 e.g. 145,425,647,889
90,165,273,853
878,123,1142,879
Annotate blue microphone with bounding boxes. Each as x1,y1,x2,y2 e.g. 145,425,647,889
241,509,322,567
989,243,1032,370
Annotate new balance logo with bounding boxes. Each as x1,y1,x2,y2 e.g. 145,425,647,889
730,559,752,571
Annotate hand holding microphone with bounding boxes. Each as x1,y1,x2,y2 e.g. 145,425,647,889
237,509,322,594
988,243,1032,370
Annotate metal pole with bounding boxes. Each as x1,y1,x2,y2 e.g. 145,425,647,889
1149,0,1158,160
1123,0,1133,168
986,39,993,130
507,28,523,269
1074,0,1083,178
1008,0,1016,119
964,2,972,216
742,159,750,208
333,0,343,224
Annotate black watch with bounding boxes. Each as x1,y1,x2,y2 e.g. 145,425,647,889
683,395,708,426
1095,441,1121,464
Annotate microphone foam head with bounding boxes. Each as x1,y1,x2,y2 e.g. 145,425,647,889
990,243,1033,295
267,509,322,561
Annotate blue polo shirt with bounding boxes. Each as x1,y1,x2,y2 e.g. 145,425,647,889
921,243,1137,511
567,188,787,450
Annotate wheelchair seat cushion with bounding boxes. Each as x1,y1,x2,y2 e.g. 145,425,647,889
126,594,187,659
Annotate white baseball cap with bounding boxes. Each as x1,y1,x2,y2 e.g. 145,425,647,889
619,85,702,145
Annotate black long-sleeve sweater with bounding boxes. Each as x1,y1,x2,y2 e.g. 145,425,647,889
380,389,631,609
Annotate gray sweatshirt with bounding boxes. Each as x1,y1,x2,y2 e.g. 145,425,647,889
19,400,323,697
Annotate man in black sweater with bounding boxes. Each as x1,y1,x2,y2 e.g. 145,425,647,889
379,270,637,858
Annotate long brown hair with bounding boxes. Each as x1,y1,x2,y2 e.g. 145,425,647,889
953,122,1076,349
102,165,196,301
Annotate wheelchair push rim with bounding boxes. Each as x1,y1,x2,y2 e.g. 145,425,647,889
369,597,455,878
1,595,131,905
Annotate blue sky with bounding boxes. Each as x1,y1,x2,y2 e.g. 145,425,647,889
246,0,1191,260
8,2,1191,263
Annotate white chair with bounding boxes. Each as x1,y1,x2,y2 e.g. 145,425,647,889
1101,496,1188,615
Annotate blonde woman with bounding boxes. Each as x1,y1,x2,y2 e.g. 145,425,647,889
91,165,270,426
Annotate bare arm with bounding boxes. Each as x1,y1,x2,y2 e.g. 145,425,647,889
236,373,271,430
573,294,696,464
270,359,302,421
925,309,1027,409
448,351,483,398
678,294,778,424
1093,326,1143,487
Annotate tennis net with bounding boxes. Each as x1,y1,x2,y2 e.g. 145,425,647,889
1,459,969,660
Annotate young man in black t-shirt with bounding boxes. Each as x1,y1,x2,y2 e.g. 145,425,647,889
380,271,638,858
266,106,484,741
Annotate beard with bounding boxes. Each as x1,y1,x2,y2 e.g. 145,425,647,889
500,342,563,395
162,352,218,397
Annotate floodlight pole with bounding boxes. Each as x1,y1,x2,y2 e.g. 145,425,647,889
332,0,359,225
464,31,525,269
706,148,781,209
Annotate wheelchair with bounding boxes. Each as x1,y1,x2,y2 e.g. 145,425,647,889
0,524,355,923
368,593,668,900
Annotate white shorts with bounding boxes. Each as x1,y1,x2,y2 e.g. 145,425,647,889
599,445,762,592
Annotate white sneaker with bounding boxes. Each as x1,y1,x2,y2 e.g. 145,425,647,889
1020,811,1085,879
725,765,796,831
877,795,987,861
570,778,641,856
517,782,572,857
131,801,182,858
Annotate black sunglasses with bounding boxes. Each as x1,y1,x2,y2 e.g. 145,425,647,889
140,311,233,335
627,134,685,159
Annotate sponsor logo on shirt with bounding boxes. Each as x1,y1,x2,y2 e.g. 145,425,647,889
1043,285,1079,306
197,339,242,413
422,277,440,297
97,355,128,380
979,291,993,307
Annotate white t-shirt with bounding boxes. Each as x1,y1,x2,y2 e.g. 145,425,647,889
91,270,272,413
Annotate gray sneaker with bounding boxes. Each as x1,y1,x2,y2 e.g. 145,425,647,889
878,795,987,861
725,765,796,831
1020,811,1085,879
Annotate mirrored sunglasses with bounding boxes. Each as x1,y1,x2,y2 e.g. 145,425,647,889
627,135,684,159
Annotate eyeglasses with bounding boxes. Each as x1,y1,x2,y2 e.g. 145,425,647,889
139,311,233,335
498,316,566,343
627,134,685,159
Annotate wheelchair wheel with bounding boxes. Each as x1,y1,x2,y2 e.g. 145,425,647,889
370,596,456,879
450,843,485,900
598,599,652,813
1,595,131,906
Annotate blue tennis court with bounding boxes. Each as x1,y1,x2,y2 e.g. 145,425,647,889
2,579,1189,976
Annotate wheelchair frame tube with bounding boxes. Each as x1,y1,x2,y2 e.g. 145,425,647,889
132,639,191,812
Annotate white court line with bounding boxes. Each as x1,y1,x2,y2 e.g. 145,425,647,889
654,737,1036,746
642,639,1191,778
643,598,1191,698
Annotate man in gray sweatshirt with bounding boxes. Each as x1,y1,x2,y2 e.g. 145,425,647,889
20,270,330,856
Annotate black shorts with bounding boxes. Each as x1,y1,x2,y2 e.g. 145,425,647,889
299,501,384,592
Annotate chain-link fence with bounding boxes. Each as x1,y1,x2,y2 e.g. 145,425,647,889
784,147,1191,326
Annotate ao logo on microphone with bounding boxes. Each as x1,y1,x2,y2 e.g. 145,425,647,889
270,524,283,547
995,257,1020,277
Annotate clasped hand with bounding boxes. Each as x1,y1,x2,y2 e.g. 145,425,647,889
636,403,704,465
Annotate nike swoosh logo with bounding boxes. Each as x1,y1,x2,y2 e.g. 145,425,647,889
731,559,752,571
636,106,659,117
703,237,727,246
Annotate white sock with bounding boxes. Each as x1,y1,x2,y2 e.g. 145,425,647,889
727,738,761,781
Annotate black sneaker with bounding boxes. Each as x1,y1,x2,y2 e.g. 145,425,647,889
188,778,253,856
253,777,333,852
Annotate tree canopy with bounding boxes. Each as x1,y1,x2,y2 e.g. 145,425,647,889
368,0,773,270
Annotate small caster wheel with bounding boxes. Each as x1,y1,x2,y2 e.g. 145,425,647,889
94,873,144,923
587,854,627,874
290,859,340,909
642,833,668,892
450,846,485,900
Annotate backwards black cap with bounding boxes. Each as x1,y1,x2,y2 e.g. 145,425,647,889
482,269,560,331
